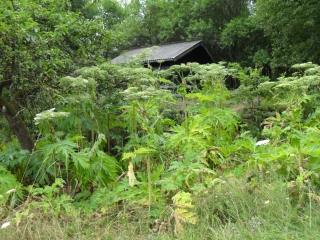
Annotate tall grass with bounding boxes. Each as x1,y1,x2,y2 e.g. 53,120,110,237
185,177,320,239
1,176,319,239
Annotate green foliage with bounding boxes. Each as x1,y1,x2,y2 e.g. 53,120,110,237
113,0,251,61
167,116,211,154
0,0,111,152
247,64,320,182
161,151,215,192
255,0,320,68
221,16,269,66
0,165,22,207
71,0,125,28
2,0,320,236
2,60,320,238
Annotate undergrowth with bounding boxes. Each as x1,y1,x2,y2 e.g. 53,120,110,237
1,177,320,239
1,62,320,239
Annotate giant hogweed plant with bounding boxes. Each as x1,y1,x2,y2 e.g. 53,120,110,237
0,61,264,233
166,63,239,169
138,63,240,229
72,63,125,153
248,63,320,183
228,63,270,137
118,65,175,218
157,63,236,188
31,73,119,191
97,63,205,231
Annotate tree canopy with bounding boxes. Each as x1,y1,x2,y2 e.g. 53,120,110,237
0,0,111,151
255,0,320,68
110,0,319,70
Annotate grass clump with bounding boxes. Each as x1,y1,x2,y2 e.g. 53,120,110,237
182,176,320,239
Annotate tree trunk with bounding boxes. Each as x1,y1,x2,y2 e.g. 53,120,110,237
228,45,234,62
0,97,34,152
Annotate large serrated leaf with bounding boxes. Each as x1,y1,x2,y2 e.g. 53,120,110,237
71,150,90,170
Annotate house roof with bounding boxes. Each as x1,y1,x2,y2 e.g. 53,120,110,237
111,40,213,64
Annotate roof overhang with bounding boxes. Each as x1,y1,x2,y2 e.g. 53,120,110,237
111,40,213,64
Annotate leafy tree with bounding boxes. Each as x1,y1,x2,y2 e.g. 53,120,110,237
70,0,125,30
115,0,170,47
255,0,320,68
221,17,271,68
187,0,251,59
0,0,110,151
114,0,252,62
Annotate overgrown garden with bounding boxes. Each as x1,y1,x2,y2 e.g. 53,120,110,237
1,0,320,239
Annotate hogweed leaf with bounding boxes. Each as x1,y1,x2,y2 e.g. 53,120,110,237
167,116,211,153
173,211,184,234
70,150,90,170
128,162,136,187
90,150,119,185
174,208,198,224
122,152,136,161
134,147,156,155
172,192,195,209
172,191,198,234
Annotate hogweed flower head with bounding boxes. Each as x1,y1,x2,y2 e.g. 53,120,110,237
34,108,70,125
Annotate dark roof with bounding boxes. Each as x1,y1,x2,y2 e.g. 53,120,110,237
111,40,213,64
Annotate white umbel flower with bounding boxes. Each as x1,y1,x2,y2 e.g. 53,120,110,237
34,108,70,125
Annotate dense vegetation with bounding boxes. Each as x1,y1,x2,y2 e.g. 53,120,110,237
1,0,320,239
